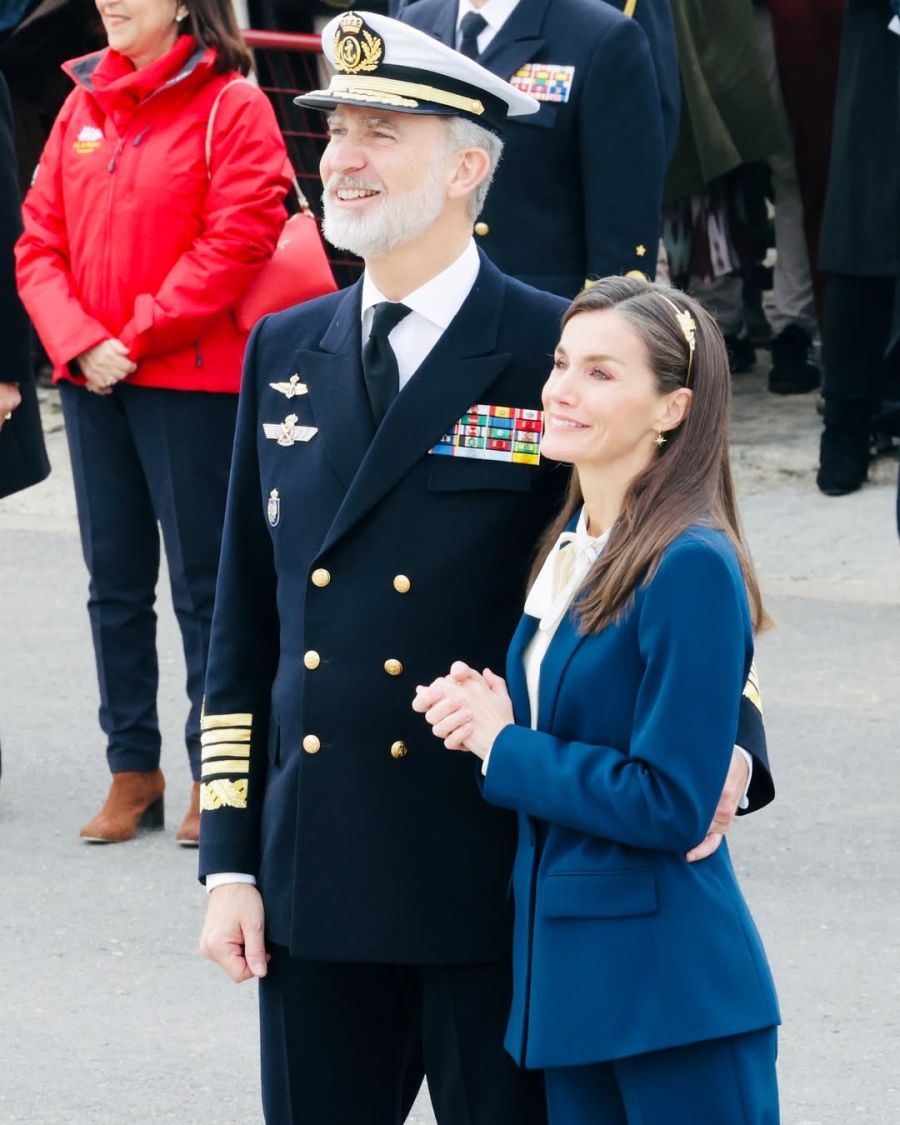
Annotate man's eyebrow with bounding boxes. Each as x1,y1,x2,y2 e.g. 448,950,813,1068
325,112,399,131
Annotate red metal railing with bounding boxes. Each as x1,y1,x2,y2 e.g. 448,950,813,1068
243,29,362,288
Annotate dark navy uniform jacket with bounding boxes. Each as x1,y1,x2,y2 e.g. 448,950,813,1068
198,252,773,964
401,0,667,297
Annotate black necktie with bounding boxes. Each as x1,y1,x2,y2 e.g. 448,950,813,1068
362,301,412,425
458,11,487,59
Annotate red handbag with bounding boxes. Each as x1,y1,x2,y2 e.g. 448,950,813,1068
206,80,338,333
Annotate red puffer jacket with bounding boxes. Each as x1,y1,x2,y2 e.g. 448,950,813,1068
16,36,291,392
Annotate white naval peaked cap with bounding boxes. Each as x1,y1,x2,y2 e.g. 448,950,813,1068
294,10,539,134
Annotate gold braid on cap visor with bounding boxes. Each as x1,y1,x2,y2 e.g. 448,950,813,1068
659,295,697,386
316,74,486,117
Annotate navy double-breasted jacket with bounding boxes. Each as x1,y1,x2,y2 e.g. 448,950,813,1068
401,0,668,297
198,252,773,964
484,526,780,1068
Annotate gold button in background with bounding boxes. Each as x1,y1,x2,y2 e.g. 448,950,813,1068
390,740,408,760
304,651,321,670
384,659,403,677
303,734,321,754
310,568,331,588
392,574,411,594
474,222,489,236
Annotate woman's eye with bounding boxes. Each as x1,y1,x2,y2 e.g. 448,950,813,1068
588,368,611,381
551,357,565,370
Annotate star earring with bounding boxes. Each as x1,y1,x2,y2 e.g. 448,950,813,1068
654,427,666,448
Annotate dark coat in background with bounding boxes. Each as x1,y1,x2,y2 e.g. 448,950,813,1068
0,70,48,502
401,0,666,297
818,0,900,277
665,0,781,200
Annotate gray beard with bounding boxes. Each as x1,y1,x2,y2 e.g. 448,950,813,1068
321,165,447,260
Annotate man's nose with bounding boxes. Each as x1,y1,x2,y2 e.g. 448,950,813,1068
323,136,367,176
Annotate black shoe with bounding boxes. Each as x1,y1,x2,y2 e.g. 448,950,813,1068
768,325,820,395
724,334,756,375
816,425,869,496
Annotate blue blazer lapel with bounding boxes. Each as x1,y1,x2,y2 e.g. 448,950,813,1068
536,610,585,732
320,254,514,553
505,612,538,726
294,281,374,490
479,0,548,78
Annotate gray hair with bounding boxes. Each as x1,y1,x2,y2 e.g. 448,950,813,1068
442,117,504,218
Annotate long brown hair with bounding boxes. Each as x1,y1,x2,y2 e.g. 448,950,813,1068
531,276,769,634
180,0,252,75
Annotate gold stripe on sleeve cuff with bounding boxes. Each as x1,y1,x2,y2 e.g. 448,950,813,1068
201,759,251,779
743,662,763,714
201,743,251,762
201,728,252,747
200,712,253,731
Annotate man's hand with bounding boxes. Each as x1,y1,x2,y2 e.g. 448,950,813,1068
0,382,21,426
686,747,750,863
76,339,136,394
199,883,269,982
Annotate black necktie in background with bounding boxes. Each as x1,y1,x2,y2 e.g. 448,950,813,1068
362,301,412,425
458,11,487,59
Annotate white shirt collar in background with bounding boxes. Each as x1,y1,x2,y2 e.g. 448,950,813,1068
456,0,520,53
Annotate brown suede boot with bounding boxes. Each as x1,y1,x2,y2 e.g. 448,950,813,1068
80,769,165,843
175,782,201,848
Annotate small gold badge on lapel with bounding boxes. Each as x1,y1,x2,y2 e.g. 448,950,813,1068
270,374,308,399
267,488,280,527
263,414,318,446
430,403,543,465
509,63,575,104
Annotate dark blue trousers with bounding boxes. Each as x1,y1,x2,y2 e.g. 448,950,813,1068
544,1027,779,1125
60,382,238,780
258,946,547,1125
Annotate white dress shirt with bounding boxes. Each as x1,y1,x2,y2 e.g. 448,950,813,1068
207,241,483,893
456,0,521,55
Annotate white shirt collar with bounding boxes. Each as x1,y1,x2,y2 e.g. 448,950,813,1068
360,239,481,333
456,0,520,36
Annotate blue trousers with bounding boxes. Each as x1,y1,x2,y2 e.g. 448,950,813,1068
544,1028,779,1125
60,382,237,780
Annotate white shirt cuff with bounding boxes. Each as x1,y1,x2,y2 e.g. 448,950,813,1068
205,872,257,893
735,745,753,810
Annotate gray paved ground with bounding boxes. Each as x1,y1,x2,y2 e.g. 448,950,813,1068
0,370,898,1124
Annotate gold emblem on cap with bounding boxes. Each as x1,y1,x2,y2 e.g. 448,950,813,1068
334,12,383,75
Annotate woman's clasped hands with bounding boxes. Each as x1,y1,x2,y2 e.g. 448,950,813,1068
412,660,515,761
77,338,137,394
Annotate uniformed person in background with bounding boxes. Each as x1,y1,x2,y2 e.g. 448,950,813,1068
399,0,672,297
198,13,774,1124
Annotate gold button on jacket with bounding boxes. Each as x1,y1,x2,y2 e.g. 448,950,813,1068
474,221,490,237
303,734,321,754
392,574,411,594
310,568,331,588
390,740,408,760
384,658,403,676
304,651,321,670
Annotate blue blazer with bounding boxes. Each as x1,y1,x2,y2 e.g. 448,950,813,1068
483,525,780,1068
401,0,667,297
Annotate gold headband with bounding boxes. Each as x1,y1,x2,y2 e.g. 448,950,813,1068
659,295,697,386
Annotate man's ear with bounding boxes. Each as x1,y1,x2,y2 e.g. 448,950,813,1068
445,146,491,203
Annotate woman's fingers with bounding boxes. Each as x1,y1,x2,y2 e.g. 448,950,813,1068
430,705,472,741
444,722,474,751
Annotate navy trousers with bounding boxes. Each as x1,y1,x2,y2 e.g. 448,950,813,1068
543,1027,779,1125
60,382,237,780
258,945,548,1125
